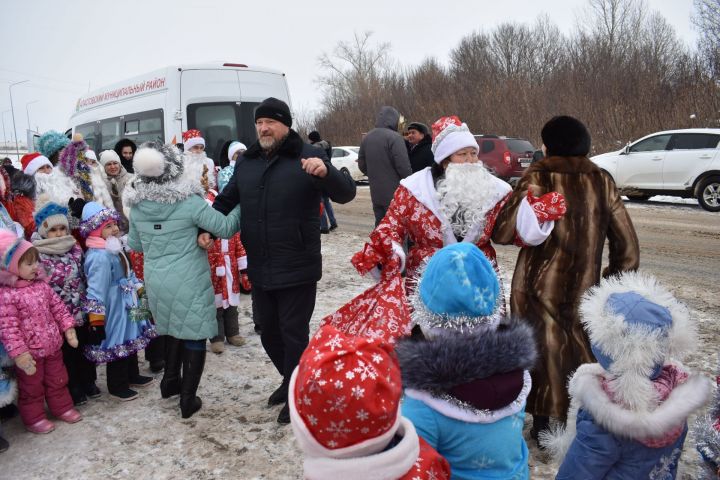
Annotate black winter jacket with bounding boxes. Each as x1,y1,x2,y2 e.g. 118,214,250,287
213,130,356,290
408,135,434,173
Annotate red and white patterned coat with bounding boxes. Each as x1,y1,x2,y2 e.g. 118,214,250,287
352,168,514,290
208,233,247,308
0,279,75,359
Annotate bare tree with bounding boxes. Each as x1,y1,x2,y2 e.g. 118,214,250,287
692,0,720,75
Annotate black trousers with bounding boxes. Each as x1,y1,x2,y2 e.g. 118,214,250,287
252,283,316,380
62,325,97,391
372,203,388,227
145,335,167,363
106,353,140,394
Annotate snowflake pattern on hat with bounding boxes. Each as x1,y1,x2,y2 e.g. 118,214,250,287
182,129,203,143
294,326,402,450
431,116,462,142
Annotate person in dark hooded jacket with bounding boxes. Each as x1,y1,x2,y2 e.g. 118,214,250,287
358,106,412,225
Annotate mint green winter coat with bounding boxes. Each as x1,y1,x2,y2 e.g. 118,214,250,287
126,180,240,341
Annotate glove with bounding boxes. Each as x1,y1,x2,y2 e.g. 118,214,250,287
14,352,36,376
240,270,252,294
527,190,567,222
65,328,79,348
68,197,87,220
87,313,106,346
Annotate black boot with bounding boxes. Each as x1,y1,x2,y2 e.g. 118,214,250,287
180,348,206,419
160,337,183,398
267,378,289,406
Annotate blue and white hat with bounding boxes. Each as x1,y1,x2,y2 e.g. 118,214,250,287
580,271,695,409
34,202,69,238
411,243,502,334
79,201,120,238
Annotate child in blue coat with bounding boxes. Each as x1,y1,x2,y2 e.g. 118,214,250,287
395,243,537,480
543,271,712,479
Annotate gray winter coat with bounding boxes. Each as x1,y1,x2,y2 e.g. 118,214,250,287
358,106,412,208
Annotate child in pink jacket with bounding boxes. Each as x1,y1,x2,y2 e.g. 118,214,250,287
0,230,82,434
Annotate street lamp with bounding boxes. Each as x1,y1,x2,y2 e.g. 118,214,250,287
9,80,29,161
26,100,39,134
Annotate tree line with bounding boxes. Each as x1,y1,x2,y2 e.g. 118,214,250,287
307,0,720,154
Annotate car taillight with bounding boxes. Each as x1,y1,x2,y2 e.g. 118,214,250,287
503,151,512,165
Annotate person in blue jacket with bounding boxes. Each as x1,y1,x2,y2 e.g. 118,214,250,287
395,243,537,480
542,271,712,480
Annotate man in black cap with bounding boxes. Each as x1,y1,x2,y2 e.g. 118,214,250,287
203,97,357,424
406,122,434,173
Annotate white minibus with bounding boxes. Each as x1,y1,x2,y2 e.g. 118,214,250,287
67,62,291,162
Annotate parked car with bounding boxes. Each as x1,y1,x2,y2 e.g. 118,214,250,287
590,128,720,212
474,135,535,185
331,146,366,182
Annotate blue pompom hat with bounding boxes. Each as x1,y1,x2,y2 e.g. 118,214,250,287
34,202,69,238
37,130,70,160
79,201,119,238
412,243,502,334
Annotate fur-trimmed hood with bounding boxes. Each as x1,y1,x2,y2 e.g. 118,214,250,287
541,362,711,461
242,129,304,160
124,142,205,206
395,318,536,392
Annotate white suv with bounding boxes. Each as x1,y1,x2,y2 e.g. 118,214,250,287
591,129,720,212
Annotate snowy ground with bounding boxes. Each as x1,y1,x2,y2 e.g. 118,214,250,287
1,193,718,479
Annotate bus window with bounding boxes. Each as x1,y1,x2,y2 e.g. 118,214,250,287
76,122,98,151
101,119,122,151
239,102,260,146
187,103,240,163
121,109,164,146
124,120,140,135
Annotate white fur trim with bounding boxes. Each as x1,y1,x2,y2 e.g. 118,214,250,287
184,137,205,151
540,362,712,462
302,417,420,480
289,368,402,459
404,370,532,424
228,142,246,162
24,155,52,175
216,266,226,276
391,240,406,273
133,147,166,177
580,271,695,411
432,130,478,163
237,256,247,271
89,164,114,209
516,197,554,246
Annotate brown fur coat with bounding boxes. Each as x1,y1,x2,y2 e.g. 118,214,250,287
493,155,640,419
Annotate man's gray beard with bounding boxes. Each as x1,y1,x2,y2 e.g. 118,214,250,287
259,133,288,154
436,162,498,239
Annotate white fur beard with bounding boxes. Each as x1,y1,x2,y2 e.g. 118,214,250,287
181,152,208,187
436,163,498,239
34,170,80,210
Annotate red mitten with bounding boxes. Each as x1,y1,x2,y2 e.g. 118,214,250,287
240,270,252,294
527,190,567,222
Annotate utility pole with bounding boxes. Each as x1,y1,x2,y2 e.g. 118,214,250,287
26,100,39,134
9,80,29,161
1,110,9,151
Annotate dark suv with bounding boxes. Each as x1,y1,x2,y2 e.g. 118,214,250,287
474,135,535,185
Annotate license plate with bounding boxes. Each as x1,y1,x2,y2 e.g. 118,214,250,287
520,160,531,167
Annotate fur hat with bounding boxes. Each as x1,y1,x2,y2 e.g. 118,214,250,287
37,130,70,160
0,230,33,276
540,115,591,157
412,243,502,334
255,97,292,127
34,202,69,238
289,325,402,457
308,131,321,143
430,116,479,164
407,122,429,136
133,141,183,182
20,153,52,176
579,271,695,409
79,201,119,238
85,150,98,163
227,142,246,162
182,129,205,151
99,150,121,167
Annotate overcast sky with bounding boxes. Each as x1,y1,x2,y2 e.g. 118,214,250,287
0,0,699,143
